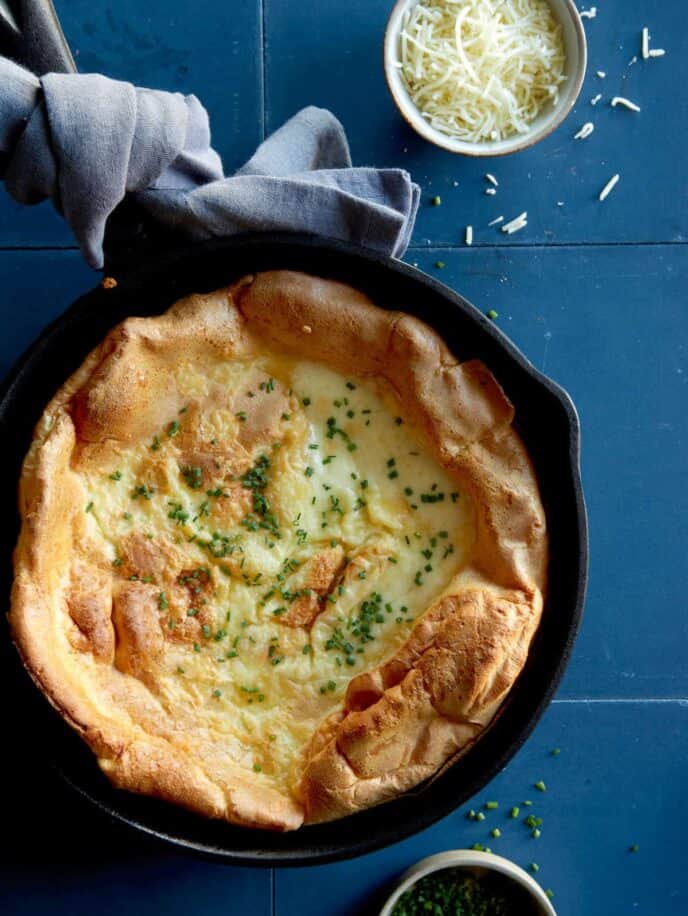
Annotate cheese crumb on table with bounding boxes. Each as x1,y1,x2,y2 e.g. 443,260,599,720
465,225,473,246
611,96,641,113
501,212,528,234
574,122,594,139
599,174,620,201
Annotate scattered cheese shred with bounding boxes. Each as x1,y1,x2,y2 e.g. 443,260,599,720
485,187,497,195
398,0,567,143
640,27,664,60
599,174,620,201
611,96,641,113
485,173,499,187
591,94,602,105
488,215,504,226
574,122,594,139
579,6,596,18
465,225,474,245
501,211,528,234
596,70,606,78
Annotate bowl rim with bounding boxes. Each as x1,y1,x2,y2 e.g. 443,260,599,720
378,850,557,915
383,0,588,157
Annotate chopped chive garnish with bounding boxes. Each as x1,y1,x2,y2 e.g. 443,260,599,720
485,801,499,810
534,780,546,792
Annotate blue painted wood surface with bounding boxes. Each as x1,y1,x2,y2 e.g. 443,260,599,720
0,1,686,914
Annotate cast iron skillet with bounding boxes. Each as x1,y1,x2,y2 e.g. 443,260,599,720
0,4,587,867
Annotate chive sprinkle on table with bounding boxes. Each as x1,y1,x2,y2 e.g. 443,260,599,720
1,2,686,915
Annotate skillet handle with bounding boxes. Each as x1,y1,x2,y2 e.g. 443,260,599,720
0,0,76,74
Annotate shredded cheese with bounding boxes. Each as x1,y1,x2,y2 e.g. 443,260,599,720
590,93,602,105
611,96,641,113
573,122,594,139
501,211,528,234
465,225,474,245
488,215,504,226
599,174,620,201
579,6,596,18
485,173,499,187
596,70,606,78
398,0,567,143
640,27,664,61
485,187,497,195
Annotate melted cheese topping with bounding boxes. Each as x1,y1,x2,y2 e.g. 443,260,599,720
80,356,474,792
398,0,567,143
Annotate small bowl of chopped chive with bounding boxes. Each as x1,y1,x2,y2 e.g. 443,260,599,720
384,0,587,156
379,850,556,915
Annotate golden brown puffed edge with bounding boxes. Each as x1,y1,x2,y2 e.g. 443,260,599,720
9,270,547,831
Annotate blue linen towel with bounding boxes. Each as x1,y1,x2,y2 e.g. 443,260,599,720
0,57,420,269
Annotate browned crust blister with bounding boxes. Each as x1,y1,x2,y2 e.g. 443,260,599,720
9,271,547,830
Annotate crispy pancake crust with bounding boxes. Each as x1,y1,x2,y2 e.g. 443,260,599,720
9,271,547,829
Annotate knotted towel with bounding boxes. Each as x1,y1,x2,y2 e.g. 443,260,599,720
0,57,419,269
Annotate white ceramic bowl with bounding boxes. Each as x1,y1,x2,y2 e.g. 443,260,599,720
384,0,587,156
379,850,557,915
